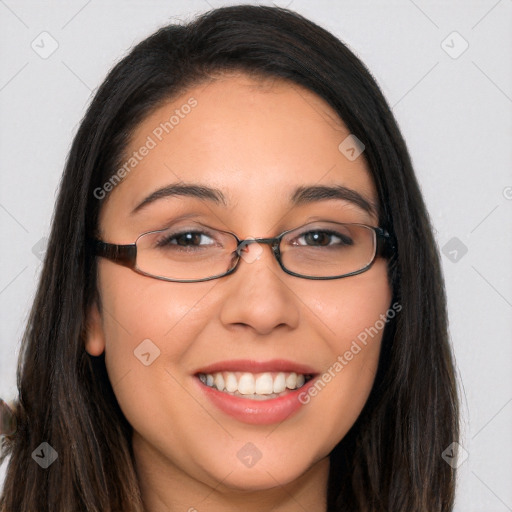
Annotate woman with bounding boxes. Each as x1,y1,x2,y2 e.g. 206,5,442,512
0,5,459,511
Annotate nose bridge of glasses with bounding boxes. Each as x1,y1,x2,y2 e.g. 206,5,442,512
236,236,280,256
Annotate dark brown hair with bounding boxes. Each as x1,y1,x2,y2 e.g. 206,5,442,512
0,5,459,511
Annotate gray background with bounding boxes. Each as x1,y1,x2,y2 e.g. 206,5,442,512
1,1,511,510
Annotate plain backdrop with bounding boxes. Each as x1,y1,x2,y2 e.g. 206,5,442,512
1,1,511,510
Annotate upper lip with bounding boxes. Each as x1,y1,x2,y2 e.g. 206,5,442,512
194,359,318,376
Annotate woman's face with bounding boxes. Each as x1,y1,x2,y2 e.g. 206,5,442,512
86,73,392,500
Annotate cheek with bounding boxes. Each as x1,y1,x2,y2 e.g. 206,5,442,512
100,260,217,330
299,260,392,446
97,262,217,385
307,259,392,347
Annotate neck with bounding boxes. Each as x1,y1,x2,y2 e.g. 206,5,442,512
132,431,330,512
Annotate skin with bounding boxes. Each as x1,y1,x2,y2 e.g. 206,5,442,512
85,72,392,512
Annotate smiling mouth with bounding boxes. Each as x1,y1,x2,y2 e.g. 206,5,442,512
195,371,314,400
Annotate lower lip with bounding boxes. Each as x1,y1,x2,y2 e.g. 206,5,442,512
195,376,318,425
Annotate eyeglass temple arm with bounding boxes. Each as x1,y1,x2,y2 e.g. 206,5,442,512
89,239,137,268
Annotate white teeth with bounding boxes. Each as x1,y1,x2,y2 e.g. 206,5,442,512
214,373,225,392
273,372,286,393
198,370,310,397
238,373,255,395
255,372,274,394
225,373,238,393
285,372,297,389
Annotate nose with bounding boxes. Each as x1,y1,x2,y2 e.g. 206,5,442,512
219,241,300,335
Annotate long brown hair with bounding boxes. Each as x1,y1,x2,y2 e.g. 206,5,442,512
0,5,459,511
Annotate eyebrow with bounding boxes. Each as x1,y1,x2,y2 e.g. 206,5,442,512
130,182,378,217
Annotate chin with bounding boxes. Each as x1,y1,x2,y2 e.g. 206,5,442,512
206,454,319,493
220,469,303,492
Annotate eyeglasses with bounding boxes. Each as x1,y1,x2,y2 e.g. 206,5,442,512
88,220,396,282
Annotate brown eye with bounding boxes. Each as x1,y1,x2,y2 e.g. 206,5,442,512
156,231,212,248
294,229,353,247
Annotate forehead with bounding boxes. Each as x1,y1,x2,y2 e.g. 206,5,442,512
100,73,378,231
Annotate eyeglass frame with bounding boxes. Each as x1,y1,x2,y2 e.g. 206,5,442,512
87,222,397,283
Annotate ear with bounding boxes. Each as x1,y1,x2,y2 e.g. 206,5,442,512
84,300,106,356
